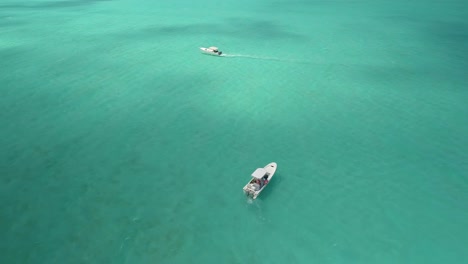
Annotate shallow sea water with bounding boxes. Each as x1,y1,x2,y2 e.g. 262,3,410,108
1,0,467,263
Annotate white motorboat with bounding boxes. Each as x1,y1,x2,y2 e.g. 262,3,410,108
200,46,223,56
243,162,277,199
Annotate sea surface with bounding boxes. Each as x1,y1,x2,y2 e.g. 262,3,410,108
1,0,467,263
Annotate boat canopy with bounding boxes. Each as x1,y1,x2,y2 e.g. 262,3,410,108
209,46,219,50
251,168,267,179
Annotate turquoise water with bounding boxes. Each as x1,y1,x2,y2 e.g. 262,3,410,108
1,0,467,263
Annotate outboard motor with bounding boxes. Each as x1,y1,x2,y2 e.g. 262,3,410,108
218,51,222,55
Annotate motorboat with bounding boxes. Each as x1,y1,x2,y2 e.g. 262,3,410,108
200,46,223,56
243,162,277,199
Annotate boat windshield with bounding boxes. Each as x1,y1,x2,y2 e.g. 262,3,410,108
252,168,267,179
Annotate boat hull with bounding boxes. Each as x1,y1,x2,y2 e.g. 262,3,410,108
243,162,277,199
200,47,223,56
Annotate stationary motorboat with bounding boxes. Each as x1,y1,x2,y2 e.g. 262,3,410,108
243,162,277,199
200,46,223,56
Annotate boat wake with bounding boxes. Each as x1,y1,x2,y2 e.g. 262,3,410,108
223,54,285,61
223,54,309,64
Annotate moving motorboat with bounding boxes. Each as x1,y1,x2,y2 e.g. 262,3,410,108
243,162,277,199
200,46,223,56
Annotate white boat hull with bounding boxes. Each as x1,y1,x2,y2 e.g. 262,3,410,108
200,47,223,56
243,162,277,199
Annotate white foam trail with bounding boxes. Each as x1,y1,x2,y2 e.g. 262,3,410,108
223,54,282,60
119,237,130,252
223,54,312,64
